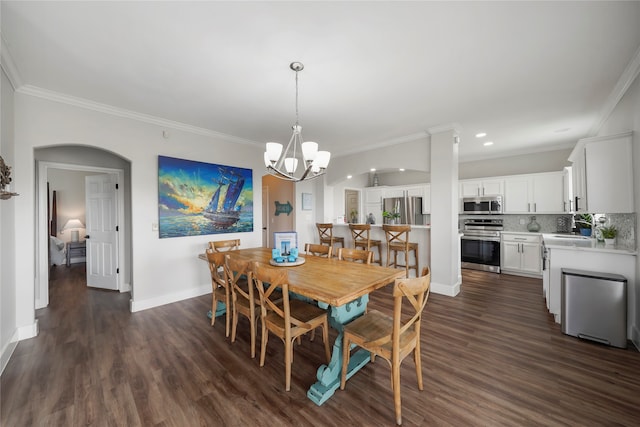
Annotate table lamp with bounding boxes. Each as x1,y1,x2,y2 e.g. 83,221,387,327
63,218,85,242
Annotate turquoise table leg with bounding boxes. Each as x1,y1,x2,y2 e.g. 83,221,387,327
206,301,226,320
307,295,370,406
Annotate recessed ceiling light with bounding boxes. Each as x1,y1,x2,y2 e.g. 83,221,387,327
370,168,376,172
484,141,494,146
555,128,571,133
399,168,405,172
347,175,353,179
475,132,487,138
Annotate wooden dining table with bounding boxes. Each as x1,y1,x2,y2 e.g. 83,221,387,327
200,247,404,405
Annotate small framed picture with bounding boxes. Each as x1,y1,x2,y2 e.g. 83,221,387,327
274,231,298,255
301,192,312,210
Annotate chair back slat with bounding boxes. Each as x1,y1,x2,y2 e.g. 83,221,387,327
337,247,373,264
209,239,241,252
224,254,252,302
304,243,332,258
206,249,227,289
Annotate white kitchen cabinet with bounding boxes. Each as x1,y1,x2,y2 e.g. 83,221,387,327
569,131,634,213
459,179,504,197
562,166,573,212
501,232,542,277
364,187,385,224
503,172,564,214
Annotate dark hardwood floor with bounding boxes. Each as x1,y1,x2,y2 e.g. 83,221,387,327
2,265,640,426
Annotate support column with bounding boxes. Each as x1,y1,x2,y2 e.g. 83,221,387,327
429,124,461,296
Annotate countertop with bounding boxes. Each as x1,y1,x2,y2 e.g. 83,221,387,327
335,223,431,229
542,233,637,255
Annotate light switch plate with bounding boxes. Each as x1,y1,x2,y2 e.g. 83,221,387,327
519,218,525,225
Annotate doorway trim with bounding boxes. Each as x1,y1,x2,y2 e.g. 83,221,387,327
36,161,126,309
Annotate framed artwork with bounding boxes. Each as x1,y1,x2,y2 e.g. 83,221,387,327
274,231,298,255
301,192,312,210
158,156,253,238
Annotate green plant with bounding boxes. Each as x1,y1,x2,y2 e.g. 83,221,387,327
382,210,400,220
574,213,593,229
601,225,617,239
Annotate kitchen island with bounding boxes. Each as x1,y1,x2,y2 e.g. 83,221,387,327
542,234,636,339
333,223,431,277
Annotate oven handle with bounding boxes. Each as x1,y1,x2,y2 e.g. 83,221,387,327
461,236,501,243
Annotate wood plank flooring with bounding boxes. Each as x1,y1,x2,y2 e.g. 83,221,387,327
2,265,640,426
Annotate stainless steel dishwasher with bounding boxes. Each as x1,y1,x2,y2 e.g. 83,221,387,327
561,268,627,348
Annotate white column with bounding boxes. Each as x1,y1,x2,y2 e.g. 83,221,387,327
429,124,461,296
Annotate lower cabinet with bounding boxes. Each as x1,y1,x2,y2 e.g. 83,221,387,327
501,232,542,277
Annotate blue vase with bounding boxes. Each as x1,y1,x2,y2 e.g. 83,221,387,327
580,228,592,236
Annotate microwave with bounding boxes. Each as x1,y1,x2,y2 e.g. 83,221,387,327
462,195,503,214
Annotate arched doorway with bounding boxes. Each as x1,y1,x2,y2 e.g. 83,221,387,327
34,145,132,309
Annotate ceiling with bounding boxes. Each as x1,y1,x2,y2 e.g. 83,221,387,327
2,1,640,163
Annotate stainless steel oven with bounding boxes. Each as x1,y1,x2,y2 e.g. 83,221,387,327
460,218,503,273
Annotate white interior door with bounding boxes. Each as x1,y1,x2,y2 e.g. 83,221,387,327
262,185,269,247
85,174,119,290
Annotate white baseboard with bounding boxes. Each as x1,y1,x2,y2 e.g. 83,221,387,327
631,324,640,352
431,280,461,297
120,281,132,293
2,320,39,375
18,319,39,340
0,330,19,375
130,284,211,313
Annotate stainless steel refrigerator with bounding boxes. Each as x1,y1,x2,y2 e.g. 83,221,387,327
383,196,424,225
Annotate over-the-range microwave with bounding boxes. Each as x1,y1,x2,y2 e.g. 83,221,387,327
462,195,503,215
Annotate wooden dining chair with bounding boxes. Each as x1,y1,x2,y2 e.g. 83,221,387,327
209,239,241,252
383,224,419,278
349,223,382,265
224,254,259,358
206,249,231,337
251,261,331,391
304,243,333,258
337,247,373,264
340,267,431,426
316,223,345,249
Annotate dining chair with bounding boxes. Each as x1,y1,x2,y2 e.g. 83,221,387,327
316,223,345,249
304,243,333,258
340,267,431,426
251,261,331,391
206,249,231,337
383,224,419,278
224,254,259,358
337,247,373,264
209,239,241,252
349,223,382,265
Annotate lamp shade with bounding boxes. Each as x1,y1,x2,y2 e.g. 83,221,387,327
63,218,85,230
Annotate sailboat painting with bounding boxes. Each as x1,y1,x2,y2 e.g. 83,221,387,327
158,156,253,238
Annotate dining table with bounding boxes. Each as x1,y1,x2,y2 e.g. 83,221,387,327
200,246,404,405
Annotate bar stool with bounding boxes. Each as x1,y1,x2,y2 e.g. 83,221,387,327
349,223,382,265
383,224,419,278
316,223,345,250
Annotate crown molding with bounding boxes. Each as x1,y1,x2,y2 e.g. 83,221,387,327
15,85,260,146
459,140,576,164
0,34,23,90
589,44,640,136
427,123,462,136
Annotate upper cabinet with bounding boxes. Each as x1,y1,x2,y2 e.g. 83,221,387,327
459,178,504,197
503,172,564,214
569,132,634,213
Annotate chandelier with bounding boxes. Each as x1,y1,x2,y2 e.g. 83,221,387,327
264,62,330,181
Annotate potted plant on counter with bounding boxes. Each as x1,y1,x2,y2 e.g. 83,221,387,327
382,209,401,225
574,213,593,236
601,225,617,245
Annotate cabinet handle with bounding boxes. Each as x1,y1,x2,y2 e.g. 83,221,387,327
533,203,537,212
575,196,580,211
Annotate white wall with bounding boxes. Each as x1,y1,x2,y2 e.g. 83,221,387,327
595,71,640,348
1,68,18,374
13,93,265,324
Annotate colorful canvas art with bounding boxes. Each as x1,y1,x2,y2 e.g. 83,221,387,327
158,156,253,238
